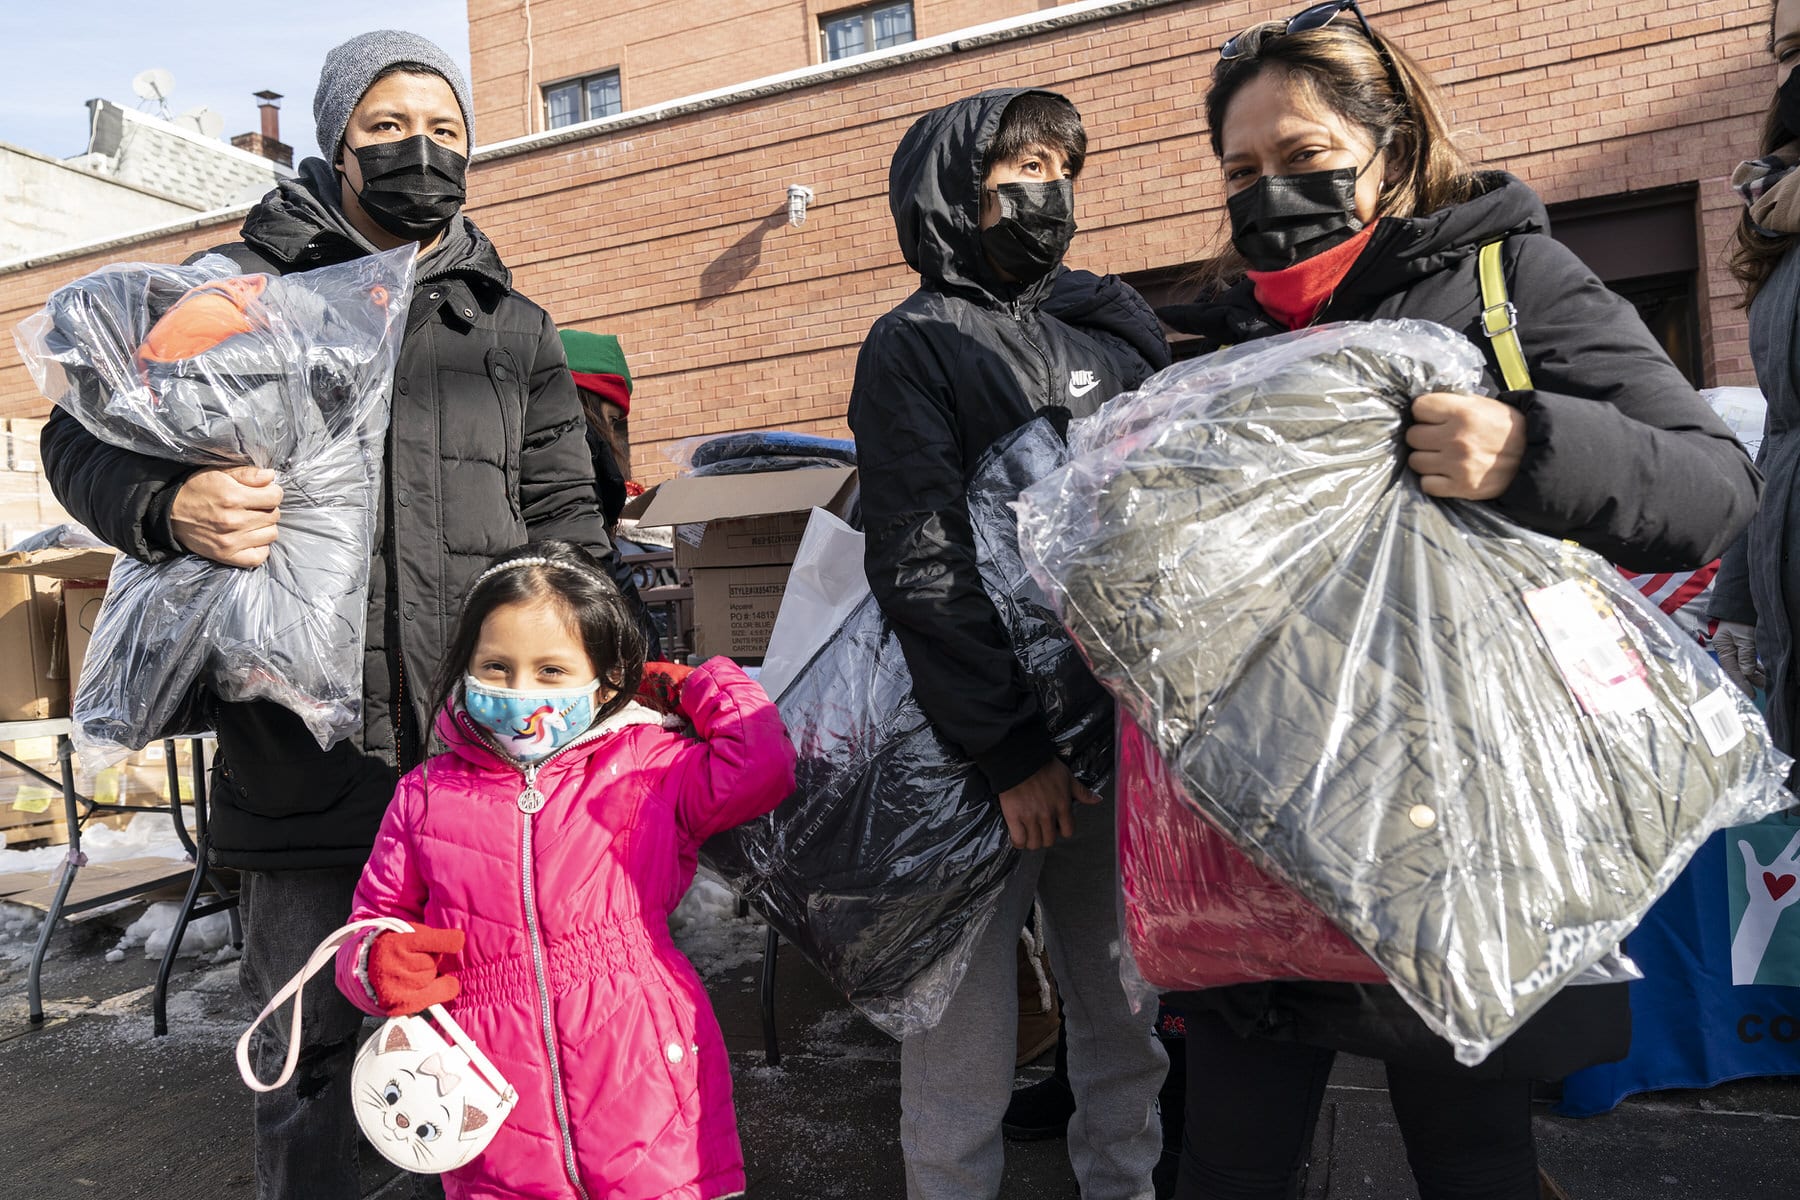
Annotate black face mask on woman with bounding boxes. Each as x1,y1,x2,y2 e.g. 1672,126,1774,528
1226,155,1378,272
1780,68,1800,139
981,179,1077,284
344,135,468,242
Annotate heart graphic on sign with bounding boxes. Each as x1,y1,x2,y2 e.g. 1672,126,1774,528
1764,872,1797,902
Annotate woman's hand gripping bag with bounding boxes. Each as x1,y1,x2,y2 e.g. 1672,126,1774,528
237,918,517,1175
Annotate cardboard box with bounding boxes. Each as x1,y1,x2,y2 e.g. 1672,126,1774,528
62,579,106,693
0,548,115,720
691,565,788,661
7,419,44,474
635,467,857,570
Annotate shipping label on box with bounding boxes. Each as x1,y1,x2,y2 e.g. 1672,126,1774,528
675,511,817,570
7,419,44,474
692,565,789,661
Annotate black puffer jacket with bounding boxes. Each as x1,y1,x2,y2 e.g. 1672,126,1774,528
1165,173,1758,572
1158,172,1762,1079
42,160,625,870
847,87,1171,795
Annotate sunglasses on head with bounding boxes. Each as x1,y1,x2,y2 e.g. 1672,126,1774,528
1220,0,1378,61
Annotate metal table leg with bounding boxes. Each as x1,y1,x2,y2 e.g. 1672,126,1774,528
154,737,238,1035
27,736,82,1024
190,746,240,948
760,924,781,1067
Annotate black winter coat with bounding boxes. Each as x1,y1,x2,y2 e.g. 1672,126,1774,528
42,161,625,870
1712,247,1800,769
1160,172,1761,1079
848,87,1171,795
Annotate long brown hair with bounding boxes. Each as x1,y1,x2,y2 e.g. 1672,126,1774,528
1197,19,1479,292
1731,98,1798,306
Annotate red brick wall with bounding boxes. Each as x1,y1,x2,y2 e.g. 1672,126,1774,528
0,0,1778,482
469,0,1059,145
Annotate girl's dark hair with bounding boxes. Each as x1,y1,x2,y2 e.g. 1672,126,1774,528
431,540,647,729
1197,20,1478,290
1731,97,1796,305
986,92,1088,178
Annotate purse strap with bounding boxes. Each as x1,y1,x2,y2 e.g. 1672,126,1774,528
1478,239,1534,392
236,916,414,1093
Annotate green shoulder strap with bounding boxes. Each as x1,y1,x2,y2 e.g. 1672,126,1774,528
1478,240,1534,391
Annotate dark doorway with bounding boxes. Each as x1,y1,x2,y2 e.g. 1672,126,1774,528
1548,185,1704,386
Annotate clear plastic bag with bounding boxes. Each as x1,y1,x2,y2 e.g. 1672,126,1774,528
757,509,868,702
1018,319,1793,1065
13,245,415,760
702,415,1111,1037
7,522,106,553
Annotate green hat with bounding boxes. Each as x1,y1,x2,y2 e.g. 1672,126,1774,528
559,330,633,413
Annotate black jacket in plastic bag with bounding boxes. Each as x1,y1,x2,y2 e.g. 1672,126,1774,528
15,247,414,760
702,414,1111,1036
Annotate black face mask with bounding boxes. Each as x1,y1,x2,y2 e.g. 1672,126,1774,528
344,135,467,242
980,179,1077,284
1780,69,1800,139
1226,156,1377,272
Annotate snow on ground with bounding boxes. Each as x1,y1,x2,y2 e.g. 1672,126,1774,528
0,813,202,964
670,868,767,979
0,810,192,874
107,901,235,962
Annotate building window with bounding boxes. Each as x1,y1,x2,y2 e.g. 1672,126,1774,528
544,69,622,130
821,2,914,61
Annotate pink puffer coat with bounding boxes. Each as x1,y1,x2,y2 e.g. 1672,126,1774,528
334,659,796,1200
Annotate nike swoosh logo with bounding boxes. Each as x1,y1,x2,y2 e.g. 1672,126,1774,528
1068,379,1100,398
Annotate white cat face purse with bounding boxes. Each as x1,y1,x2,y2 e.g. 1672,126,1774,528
237,917,519,1174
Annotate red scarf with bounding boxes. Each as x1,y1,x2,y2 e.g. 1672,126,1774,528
1245,220,1381,331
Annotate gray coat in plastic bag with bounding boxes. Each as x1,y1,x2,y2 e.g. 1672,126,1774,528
1017,320,1794,1065
13,246,414,760
702,414,1112,1037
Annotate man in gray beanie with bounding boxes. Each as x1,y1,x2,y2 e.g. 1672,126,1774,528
40,29,653,1200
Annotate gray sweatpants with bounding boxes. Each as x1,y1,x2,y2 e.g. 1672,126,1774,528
900,792,1166,1200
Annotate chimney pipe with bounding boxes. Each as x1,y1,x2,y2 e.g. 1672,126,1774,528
255,90,282,141
234,90,293,168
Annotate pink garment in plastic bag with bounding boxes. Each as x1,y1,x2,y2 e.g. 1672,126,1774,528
1118,717,1385,990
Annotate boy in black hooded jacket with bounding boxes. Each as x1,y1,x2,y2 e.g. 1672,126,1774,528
848,87,1170,1200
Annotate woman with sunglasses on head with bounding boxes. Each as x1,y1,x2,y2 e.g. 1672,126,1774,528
1160,4,1759,1199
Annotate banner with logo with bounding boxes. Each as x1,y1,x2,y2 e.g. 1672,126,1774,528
1559,813,1800,1117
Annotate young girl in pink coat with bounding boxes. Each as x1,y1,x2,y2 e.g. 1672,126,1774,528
333,539,796,1200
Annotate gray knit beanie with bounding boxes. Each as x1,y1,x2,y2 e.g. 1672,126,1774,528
313,30,475,160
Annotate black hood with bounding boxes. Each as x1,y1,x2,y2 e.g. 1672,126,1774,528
238,157,511,293
1339,171,1547,298
1162,172,1547,339
888,87,1075,305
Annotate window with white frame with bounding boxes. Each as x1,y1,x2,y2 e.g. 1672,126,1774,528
820,2,914,62
544,69,623,130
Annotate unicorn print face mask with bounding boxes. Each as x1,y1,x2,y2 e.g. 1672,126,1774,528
462,676,600,762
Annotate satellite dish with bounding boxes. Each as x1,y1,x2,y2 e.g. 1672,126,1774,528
177,106,225,139
132,68,175,117
132,68,175,102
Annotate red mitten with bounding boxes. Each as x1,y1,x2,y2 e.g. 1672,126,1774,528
637,662,696,715
366,925,464,1016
